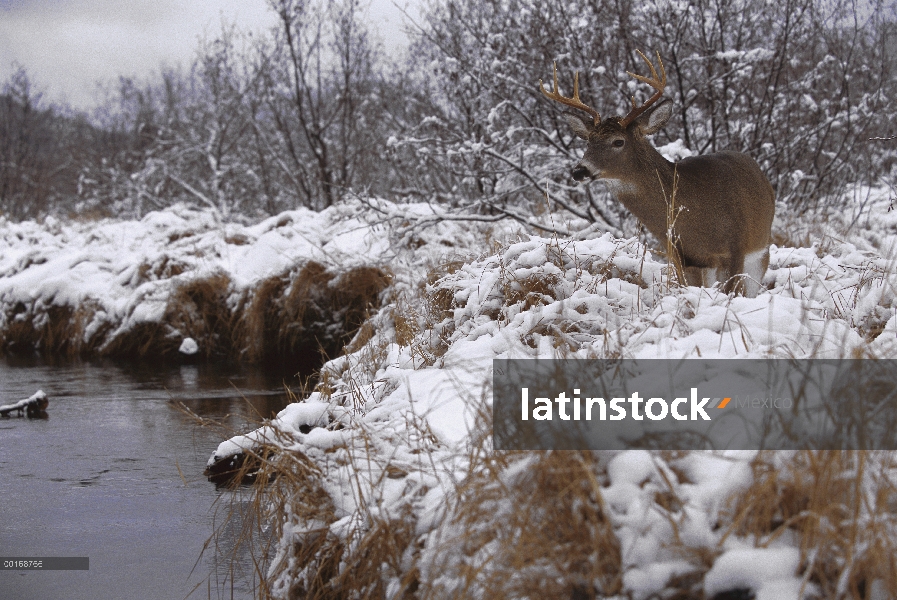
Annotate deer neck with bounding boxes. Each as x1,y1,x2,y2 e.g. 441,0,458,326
603,147,675,240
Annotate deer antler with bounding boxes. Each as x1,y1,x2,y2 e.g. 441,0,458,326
539,62,601,125
619,50,667,128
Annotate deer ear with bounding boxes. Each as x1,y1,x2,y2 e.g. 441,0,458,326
564,112,593,140
637,98,673,135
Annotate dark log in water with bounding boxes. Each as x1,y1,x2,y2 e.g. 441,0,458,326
0,390,49,418
204,446,281,487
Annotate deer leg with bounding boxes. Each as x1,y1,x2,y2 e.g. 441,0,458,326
722,250,747,295
682,265,702,287
742,248,769,297
682,262,724,289
701,266,723,287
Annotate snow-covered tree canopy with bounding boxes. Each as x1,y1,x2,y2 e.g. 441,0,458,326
0,0,894,229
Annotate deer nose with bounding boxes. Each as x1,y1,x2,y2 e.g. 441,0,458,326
571,165,591,181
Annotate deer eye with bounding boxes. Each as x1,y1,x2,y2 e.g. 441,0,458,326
612,139,625,148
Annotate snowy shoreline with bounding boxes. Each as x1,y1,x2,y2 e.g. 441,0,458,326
5,192,897,598
0,201,403,361
202,191,897,598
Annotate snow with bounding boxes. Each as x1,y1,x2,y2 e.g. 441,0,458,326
0,199,479,352
0,390,47,413
5,186,897,597
178,337,199,355
704,547,804,599
203,188,897,597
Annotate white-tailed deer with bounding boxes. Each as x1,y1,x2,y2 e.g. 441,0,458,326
540,51,775,296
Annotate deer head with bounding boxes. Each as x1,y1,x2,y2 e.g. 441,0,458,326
539,50,673,182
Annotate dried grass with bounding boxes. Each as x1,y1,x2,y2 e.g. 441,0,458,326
213,384,625,600
2,300,108,356
1,262,389,367
240,274,291,363
723,450,897,600
178,391,337,599
420,449,622,599
134,255,187,285
167,273,234,357
99,321,173,358
773,209,843,258
216,256,897,600
382,259,468,368
202,416,402,600
826,260,897,342
219,238,897,599
238,261,390,369
101,273,234,359
662,166,687,293
219,407,897,600
231,446,335,600
200,297,897,600
333,266,393,331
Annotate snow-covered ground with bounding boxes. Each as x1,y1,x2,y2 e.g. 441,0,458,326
4,189,897,598
204,190,897,598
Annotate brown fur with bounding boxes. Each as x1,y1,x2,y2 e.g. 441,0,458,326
566,101,775,295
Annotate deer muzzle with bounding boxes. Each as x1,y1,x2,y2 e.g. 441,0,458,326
571,164,593,181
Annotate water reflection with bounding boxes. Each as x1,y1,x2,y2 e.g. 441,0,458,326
0,356,304,600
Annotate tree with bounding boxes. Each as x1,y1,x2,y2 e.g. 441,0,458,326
0,68,56,218
255,0,389,210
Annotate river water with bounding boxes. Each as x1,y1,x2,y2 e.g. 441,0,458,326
0,356,302,600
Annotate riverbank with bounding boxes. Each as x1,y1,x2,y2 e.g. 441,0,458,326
6,189,897,598
0,199,492,366
209,189,897,599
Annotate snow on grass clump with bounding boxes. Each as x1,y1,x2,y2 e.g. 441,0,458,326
209,188,897,600
0,199,506,361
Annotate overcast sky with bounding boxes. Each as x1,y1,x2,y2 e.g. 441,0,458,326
0,0,417,110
